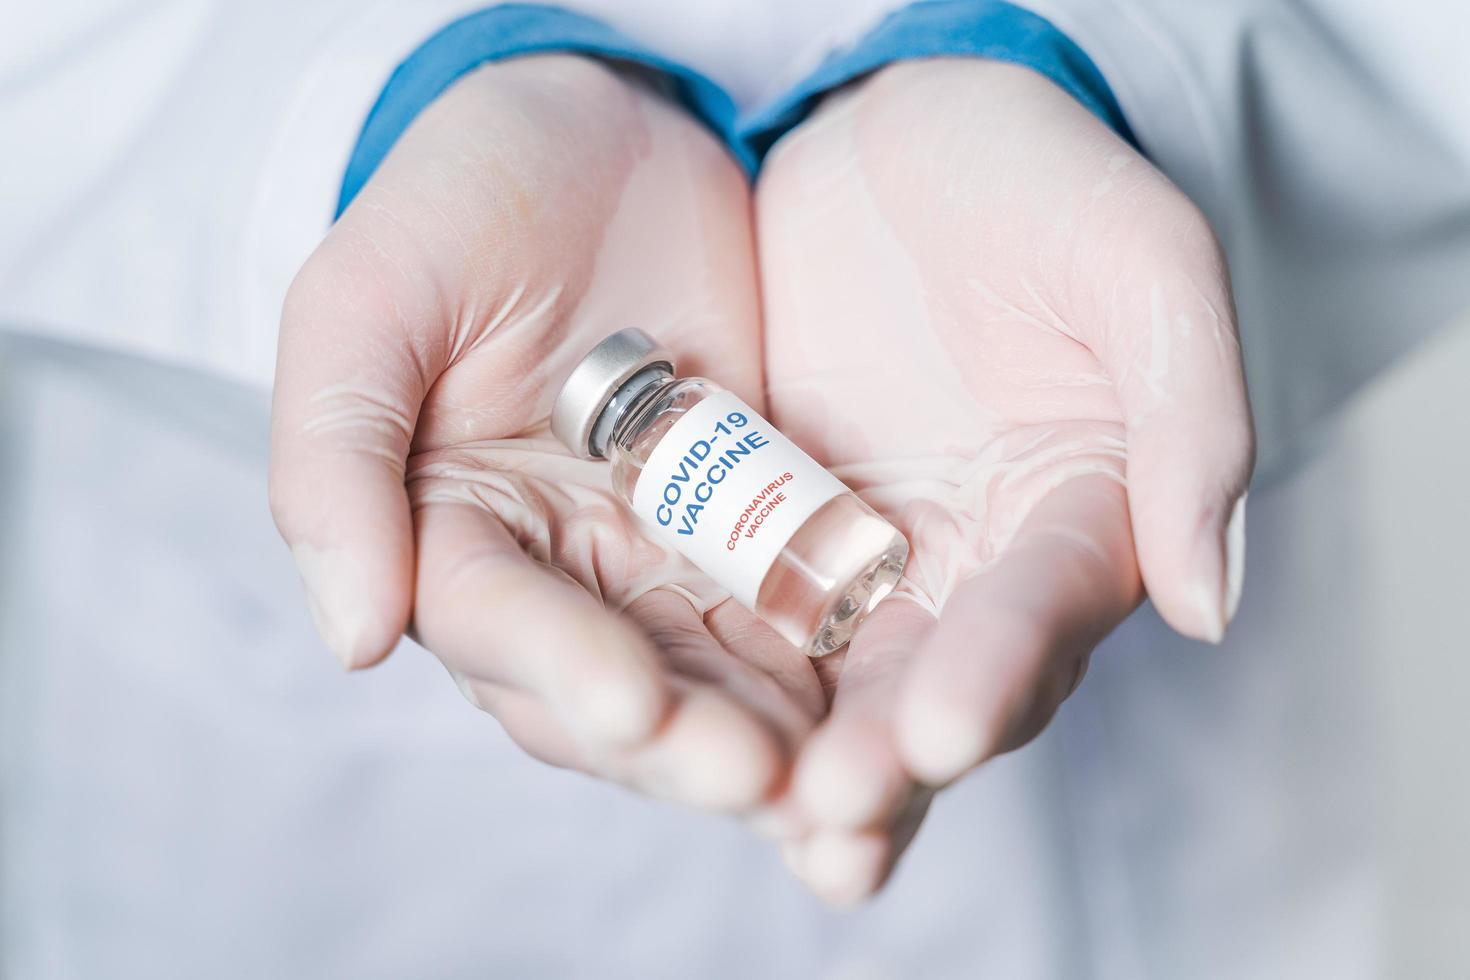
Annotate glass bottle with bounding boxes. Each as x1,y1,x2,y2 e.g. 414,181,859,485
551,329,907,657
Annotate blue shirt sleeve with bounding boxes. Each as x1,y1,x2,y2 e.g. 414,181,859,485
337,1,1133,214
738,1,1137,167
335,4,745,216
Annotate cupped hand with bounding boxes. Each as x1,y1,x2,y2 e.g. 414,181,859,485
270,55,823,814
756,60,1254,902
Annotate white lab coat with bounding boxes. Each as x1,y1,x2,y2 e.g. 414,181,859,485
3,2,1468,976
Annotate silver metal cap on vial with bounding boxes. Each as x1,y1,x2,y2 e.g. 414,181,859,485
550,328,675,459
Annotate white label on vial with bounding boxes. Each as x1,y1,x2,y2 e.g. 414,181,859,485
631,390,848,610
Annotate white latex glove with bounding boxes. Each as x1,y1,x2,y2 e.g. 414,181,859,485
757,59,1255,902
270,55,823,814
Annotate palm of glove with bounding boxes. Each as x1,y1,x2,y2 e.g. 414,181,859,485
272,55,1252,902
272,56,823,814
755,61,1253,901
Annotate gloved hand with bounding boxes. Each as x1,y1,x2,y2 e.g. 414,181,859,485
756,59,1255,902
270,55,822,814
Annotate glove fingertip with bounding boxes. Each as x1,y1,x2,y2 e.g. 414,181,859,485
294,540,411,670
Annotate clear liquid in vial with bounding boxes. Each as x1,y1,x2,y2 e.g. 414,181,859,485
610,379,907,656
756,493,907,657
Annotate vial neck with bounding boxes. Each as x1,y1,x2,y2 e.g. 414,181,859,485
590,366,675,458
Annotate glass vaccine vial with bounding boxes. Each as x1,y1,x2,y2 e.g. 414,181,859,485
551,328,908,657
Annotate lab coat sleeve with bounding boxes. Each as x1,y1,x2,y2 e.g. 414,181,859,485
0,1,507,388
0,1,728,391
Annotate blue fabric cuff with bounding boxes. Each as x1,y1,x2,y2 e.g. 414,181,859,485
335,4,744,215
740,0,1136,166
337,1,1133,214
